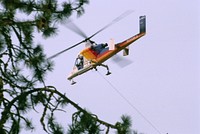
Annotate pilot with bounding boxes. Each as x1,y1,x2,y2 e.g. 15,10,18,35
75,55,84,70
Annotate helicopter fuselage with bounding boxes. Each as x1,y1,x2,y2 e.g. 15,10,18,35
67,33,145,81
67,16,146,82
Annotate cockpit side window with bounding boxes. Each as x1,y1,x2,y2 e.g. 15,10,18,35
75,55,84,70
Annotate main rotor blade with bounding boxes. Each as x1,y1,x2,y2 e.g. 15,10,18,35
65,19,88,39
48,10,134,59
48,39,86,59
88,10,134,40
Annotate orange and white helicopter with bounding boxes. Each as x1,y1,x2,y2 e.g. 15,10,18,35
49,11,146,85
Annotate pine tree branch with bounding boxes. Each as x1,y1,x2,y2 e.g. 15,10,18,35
0,86,120,133
0,1,135,133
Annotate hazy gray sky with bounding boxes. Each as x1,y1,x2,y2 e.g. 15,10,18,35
33,0,200,134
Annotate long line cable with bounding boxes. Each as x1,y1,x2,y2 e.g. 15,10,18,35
97,71,163,134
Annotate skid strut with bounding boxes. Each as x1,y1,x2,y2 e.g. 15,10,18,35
95,63,111,75
91,60,111,75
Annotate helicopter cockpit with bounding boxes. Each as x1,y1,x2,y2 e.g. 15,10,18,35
75,54,84,70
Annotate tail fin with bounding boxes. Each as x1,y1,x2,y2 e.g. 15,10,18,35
139,16,146,33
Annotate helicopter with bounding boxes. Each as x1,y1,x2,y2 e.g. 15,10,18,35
49,11,146,85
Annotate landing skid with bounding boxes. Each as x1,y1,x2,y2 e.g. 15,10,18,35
100,63,111,75
94,63,111,76
71,80,76,85
106,71,111,75
69,63,111,85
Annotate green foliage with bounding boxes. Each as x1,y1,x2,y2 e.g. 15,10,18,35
68,111,101,134
115,115,132,134
0,0,140,134
47,114,64,134
0,0,89,133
